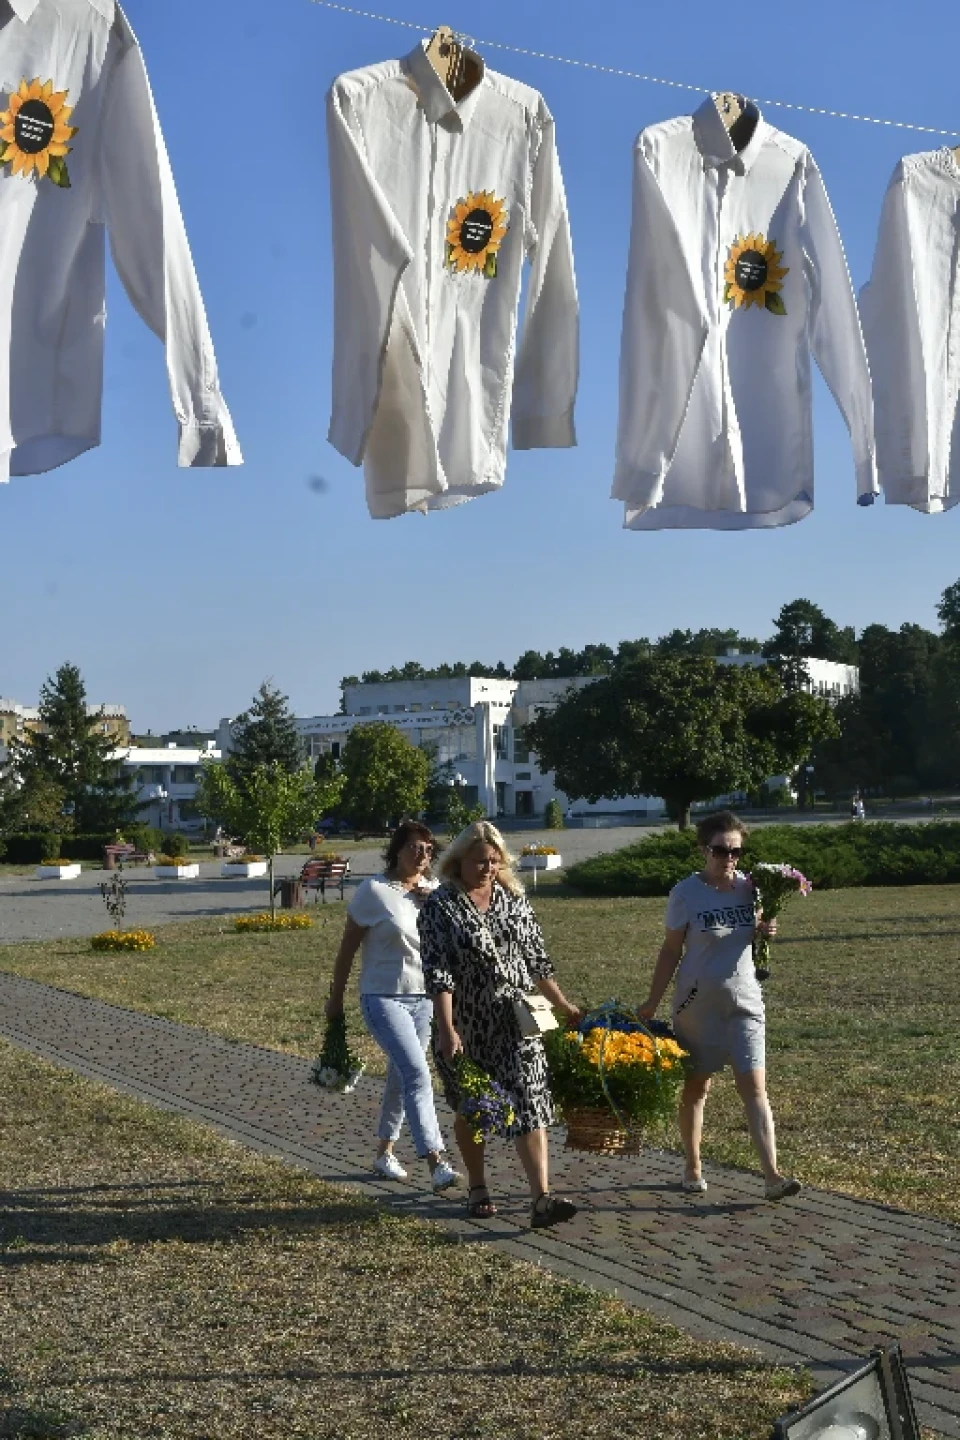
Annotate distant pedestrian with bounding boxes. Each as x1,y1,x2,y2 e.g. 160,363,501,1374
639,810,801,1203
325,820,459,1193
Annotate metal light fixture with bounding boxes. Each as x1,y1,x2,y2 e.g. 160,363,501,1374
771,1346,920,1440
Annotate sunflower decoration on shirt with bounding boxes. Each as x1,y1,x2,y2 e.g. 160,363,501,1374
0,78,78,188
723,233,789,315
446,190,508,278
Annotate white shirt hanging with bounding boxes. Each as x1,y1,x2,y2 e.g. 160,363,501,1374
613,97,876,530
326,40,578,519
0,0,240,482
860,149,960,514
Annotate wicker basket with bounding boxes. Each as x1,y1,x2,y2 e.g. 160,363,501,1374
563,1106,642,1156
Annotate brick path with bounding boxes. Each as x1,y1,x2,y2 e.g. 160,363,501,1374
0,971,957,1436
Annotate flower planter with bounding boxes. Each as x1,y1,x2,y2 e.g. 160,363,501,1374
36,862,82,880
153,863,199,880
519,853,562,871
221,861,268,878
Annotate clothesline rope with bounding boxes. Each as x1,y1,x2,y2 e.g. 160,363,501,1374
307,0,960,139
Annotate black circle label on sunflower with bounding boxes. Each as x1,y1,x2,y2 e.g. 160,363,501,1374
14,98,54,155
734,250,768,293
459,208,494,254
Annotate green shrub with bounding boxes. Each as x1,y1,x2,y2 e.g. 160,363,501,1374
544,798,564,829
127,824,162,854
3,833,59,864
161,832,191,859
564,822,960,897
59,833,118,861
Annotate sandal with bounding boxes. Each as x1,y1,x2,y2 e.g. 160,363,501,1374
466,1186,498,1219
531,1193,578,1229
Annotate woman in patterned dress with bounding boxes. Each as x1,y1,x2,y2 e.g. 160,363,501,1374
418,821,583,1228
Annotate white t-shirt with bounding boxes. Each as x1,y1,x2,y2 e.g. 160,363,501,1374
348,874,438,996
666,872,760,998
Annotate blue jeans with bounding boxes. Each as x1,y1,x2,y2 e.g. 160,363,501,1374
360,993,445,1159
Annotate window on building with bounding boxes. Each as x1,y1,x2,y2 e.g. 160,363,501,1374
173,766,196,784
330,742,341,760
357,707,372,715
513,726,530,763
493,725,509,760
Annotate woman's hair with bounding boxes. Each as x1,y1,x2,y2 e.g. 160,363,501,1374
383,819,438,874
695,810,749,847
437,820,524,896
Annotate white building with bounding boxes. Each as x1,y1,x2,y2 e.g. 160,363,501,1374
118,742,220,832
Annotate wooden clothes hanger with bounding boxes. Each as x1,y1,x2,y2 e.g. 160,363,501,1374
713,91,758,154
425,25,483,102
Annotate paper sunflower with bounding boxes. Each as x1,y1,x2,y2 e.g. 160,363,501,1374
446,191,508,278
0,78,78,188
723,233,789,314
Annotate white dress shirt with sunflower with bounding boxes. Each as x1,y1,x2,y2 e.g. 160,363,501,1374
724,233,789,315
0,78,77,188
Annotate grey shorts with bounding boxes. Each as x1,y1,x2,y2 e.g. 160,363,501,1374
672,980,765,1076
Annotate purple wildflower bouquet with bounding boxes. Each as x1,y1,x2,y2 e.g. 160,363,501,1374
749,863,813,980
456,1057,516,1143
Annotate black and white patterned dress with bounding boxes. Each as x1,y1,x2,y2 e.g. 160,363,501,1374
418,880,557,1136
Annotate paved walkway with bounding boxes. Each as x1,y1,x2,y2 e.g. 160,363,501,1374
0,971,957,1436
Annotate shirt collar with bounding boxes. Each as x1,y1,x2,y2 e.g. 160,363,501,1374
7,0,114,20
404,39,485,130
692,94,766,176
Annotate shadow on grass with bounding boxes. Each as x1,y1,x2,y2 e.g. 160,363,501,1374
0,1406,85,1438
0,1181,383,1266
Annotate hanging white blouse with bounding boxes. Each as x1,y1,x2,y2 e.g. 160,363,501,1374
613,97,876,529
860,149,960,514
326,41,579,519
0,0,240,480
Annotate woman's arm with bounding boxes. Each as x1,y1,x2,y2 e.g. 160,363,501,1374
533,974,583,1025
433,990,463,1061
324,916,367,1018
638,926,686,1018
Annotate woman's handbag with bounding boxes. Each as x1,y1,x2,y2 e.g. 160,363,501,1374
512,992,559,1037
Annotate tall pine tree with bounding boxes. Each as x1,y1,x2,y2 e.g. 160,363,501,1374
226,682,304,787
8,663,137,832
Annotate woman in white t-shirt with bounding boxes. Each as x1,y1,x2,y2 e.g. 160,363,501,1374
325,820,458,1192
639,811,800,1203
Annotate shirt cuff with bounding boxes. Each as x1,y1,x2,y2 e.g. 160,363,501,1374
512,407,576,450
855,452,879,505
178,419,243,468
610,463,666,508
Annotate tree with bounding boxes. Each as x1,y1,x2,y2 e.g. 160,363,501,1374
226,682,303,786
7,663,137,833
762,599,858,690
196,761,337,916
526,656,836,830
339,722,430,831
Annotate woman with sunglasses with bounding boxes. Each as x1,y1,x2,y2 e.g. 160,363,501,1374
325,819,459,1193
639,810,800,1203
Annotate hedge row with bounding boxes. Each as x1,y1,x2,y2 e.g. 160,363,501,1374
564,822,960,897
0,825,165,864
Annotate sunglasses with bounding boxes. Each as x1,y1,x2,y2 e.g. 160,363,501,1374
708,844,743,858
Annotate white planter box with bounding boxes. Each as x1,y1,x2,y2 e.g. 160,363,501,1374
221,861,268,878
154,863,199,880
36,863,82,880
519,853,562,871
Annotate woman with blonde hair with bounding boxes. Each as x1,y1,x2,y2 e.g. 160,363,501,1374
418,821,582,1227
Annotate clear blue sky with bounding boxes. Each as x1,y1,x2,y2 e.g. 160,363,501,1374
2,0,957,730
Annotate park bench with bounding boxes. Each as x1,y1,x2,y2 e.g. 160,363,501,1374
300,856,351,902
103,841,151,870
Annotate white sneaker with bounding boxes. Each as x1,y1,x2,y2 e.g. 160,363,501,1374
373,1152,408,1181
431,1159,461,1193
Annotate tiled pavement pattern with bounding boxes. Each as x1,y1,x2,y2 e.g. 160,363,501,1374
0,972,957,1436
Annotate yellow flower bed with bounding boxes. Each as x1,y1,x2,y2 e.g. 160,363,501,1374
521,845,559,856
90,929,156,953
234,912,314,933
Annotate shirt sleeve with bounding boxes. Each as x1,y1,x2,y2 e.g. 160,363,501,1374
859,162,929,497
511,102,578,451
515,894,556,981
800,155,878,505
612,135,709,507
664,883,689,932
347,878,380,928
98,21,241,468
418,892,456,994
325,77,415,466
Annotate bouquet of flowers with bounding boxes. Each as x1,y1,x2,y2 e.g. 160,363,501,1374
310,1015,366,1093
455,1056,516,1143
544,1000,688,1154
749,863,813,980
